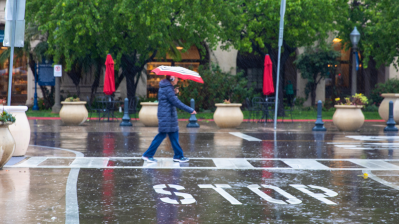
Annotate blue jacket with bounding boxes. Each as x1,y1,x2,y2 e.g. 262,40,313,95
157,79,194,132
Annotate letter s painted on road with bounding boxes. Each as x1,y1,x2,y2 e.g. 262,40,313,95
153,184,196,205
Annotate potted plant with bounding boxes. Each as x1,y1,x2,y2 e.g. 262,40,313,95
0,110,16,168
139,101,158,127
1,106,30,156
378,93,399,122
59,97,89,125
214,99,244,128
333,93,368,131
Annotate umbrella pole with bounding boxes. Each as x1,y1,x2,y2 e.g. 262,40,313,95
274,0,286,130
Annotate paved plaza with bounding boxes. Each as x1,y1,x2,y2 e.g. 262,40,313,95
1,120,399,223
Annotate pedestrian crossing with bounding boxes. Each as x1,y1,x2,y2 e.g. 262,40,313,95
6,157,399,170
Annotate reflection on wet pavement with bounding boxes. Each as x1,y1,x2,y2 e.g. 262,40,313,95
1,120,399,223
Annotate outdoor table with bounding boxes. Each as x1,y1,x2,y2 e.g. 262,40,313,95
255,101,274,123
98,98,122,121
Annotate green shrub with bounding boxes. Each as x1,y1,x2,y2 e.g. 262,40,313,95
363,104,379,112
178,64,255,110
370,79,399,106
294,97,306,108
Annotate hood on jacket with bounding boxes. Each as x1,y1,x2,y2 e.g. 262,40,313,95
159,79,172,88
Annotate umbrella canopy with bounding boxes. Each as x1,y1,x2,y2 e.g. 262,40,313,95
151,66,204,83
104,54,115,95
263,54,274,95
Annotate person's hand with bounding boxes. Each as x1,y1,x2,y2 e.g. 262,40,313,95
191,110,197,115
174,87,179,94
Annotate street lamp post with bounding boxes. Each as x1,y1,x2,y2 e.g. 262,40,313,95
350,26,361,95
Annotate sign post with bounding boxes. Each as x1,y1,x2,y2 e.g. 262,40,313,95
4,0,26,105
52,65,62,113
273,0,287,130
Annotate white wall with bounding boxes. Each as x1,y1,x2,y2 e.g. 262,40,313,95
388,58,399,80
209,45,238,75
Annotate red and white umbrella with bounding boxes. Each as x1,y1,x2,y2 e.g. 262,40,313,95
151,66,204,83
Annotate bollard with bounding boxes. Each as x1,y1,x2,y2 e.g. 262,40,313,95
312,100,326,131
120,98,133,126
384,101,398,132
187,98,200,128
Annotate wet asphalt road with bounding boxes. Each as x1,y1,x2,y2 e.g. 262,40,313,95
1,120,399,223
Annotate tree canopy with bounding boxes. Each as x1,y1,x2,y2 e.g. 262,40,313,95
26,0,236,99
337,0,399,69
295,48,340,106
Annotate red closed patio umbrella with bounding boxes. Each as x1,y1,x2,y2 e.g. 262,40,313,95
104,54,115,95
263,54,274,95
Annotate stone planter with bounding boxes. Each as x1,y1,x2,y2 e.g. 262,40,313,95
0,122,16,169
214,103,244,128
333,105,364,132
139,102,158,127
59,101,88,125
1,106,30,156
378,93,399,122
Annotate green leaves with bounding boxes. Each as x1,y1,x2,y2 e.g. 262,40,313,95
179,64,255,110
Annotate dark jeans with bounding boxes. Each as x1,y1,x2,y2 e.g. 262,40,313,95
143,131,184,159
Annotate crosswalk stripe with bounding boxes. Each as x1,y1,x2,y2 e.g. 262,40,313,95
213,159,237,168
282,159,330,169
350,160,399,169
6,157,399,170
229,132,262,141
230,159,254,168
70,158,109,168
13,157,48,167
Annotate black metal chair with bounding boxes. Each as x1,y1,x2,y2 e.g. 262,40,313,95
245,97,256,122
128,96,140,120
251,97,264,122
282,97,296,123
263,97,275,123
86,96,98,120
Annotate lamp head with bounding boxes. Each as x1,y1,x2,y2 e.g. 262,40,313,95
350,26,361,46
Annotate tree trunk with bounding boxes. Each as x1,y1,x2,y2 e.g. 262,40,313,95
311,83,316,107
121,51,157,102
66,62,82,97
90,62,103,103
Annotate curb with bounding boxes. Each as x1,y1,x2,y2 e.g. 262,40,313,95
27,117,386,122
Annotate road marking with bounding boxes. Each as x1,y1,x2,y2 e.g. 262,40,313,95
363,170,399,191
212,159,237,168
7,157,399,171
153,184,196,205
13,157,48,167
70,157,109,168
66,168,80,224
290,184,337,205
198,184,242,205
282,159,330,169
247,184,301,204
349,160,399,169
28,145,83,224
229,132,262,141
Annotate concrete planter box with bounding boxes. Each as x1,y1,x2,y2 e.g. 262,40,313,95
0,122,16,169
333,105,364,132
139,102,159,127
2,106,30,156
378,93,399,122
214,103,243,128
59,101,88,125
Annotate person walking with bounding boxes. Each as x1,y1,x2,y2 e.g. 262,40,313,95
142,75,196,163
